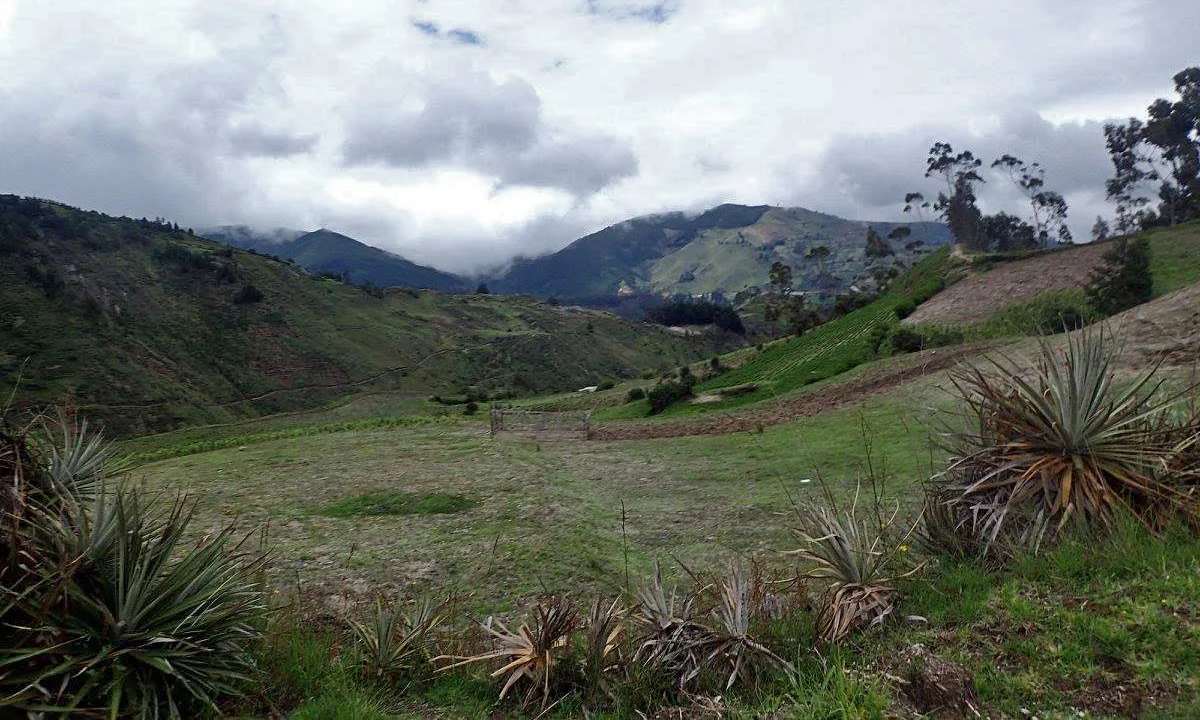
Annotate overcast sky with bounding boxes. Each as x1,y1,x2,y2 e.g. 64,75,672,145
0,1,1195,273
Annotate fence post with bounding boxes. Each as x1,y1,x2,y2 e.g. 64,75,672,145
489,408,498,437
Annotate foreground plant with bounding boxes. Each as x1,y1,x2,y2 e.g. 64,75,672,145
437,596,579,709
791,491,918,643
0,415,267,717
693,564,792,689
349,595,448,680
933,329,1199,555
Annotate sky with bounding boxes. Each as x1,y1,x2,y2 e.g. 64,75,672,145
0,0,1196,273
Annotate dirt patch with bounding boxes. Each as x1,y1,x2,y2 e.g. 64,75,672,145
905,242,1110,327
593,343,995,441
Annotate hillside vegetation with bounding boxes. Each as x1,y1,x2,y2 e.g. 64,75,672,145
905,221,1200,326
490,203,951,299
0,196,734,436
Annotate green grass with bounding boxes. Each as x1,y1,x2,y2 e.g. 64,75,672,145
317,492,474,518
592,249,955,420
136,380,947,611
1145,220,1200,296
887,521,1200,718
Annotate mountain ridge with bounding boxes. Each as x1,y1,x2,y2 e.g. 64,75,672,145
486,203,952,299
202,226,467,292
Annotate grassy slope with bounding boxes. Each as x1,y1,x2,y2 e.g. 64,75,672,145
1144,221,1200,296
134,366,1200,718
0,196,732,436
593,248,956,421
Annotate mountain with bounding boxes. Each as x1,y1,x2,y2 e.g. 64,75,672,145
489,204,953,300
203,226,466,292
1,196,735,436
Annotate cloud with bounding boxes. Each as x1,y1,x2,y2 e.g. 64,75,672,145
804,112,1114,237
228,124,319,157
0,0,1195,273
341,64,638,196
586,0,680,24
411,19,486,45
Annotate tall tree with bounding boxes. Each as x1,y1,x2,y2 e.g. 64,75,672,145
906,143,986,249
991,154,1072,245
1104,67,1200,230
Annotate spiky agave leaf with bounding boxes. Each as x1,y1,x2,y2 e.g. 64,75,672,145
1,486,267,718
688,564,791,689
582,595,625,685
937,329,1198,554
631,561,712,687
790,491,918,644
349,595,448,679
437,597,578,708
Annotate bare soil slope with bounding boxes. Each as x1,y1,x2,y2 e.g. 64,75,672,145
904,242,1109,326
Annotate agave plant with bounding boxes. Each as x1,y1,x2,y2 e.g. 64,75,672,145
438,596,579,708
791,495,918,643
631,562,710,685
690,564,791,690
0,415,267,718
349,595,448,680
582,595,625,688
935,329,1198,554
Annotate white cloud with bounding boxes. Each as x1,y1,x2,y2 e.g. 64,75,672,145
0,0,1195,272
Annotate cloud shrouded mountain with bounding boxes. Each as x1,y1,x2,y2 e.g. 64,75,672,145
488,203,953,299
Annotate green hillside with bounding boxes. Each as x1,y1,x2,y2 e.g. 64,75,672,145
491,203,952,299
203,226,466,292
0,196,735,436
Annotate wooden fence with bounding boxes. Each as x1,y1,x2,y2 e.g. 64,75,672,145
489,409,592,439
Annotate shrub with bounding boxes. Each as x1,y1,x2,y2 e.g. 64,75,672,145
887,324,965,354
0,417,266,717
1085,237,1152,316
234,283,264,304
647,379,693,415
887,326,925,353
930,329,1199,556
893,299,917,319
463,401,479,415
625,387,647,403
597,378,616,391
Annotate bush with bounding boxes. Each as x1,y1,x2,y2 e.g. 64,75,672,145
887,324,964,354
597,378,616,391
647,379,693,415
893,299,917,319
234,283,264,304
463,401,479,415
1085,237,1152,316
625,387,646,403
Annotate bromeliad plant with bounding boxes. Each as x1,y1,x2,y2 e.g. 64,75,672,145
437,596,579,709
791,488,920,644
933,329,1199,555
0,414,267,718
349,596,449,680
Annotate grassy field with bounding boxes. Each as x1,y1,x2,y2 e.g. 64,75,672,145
135,378,947,611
